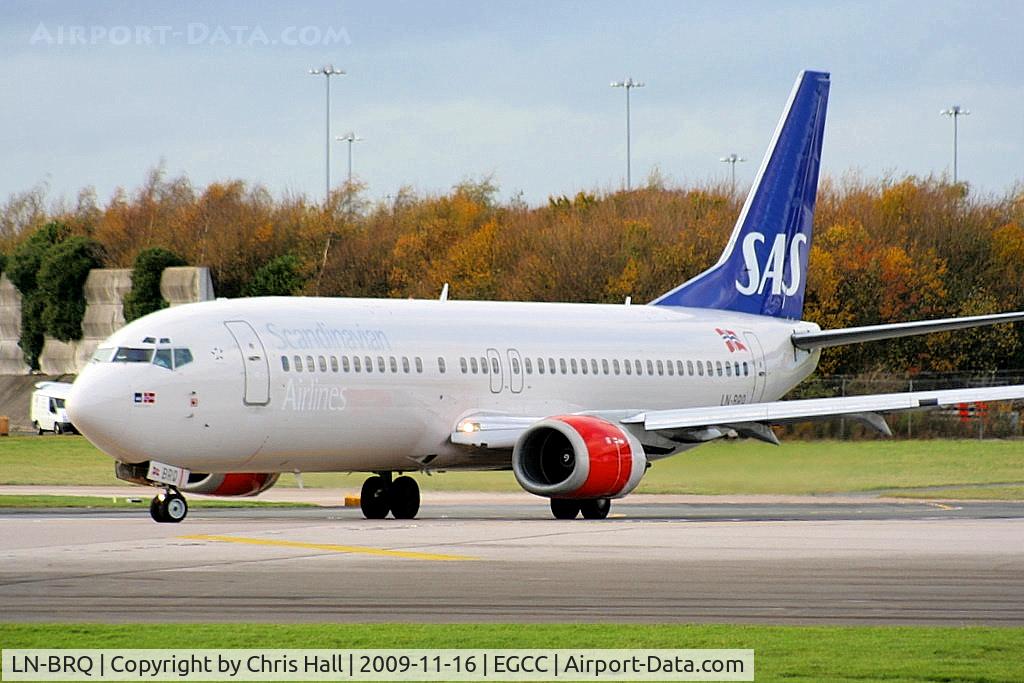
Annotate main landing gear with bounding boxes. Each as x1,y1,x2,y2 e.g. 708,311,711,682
150,489,188,523
360,473,420,520
550,497,611,520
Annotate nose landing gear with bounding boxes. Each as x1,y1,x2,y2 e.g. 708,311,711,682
359,473,420,520
150,489,188,523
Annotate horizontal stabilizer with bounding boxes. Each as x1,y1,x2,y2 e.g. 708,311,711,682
792,311,1024,350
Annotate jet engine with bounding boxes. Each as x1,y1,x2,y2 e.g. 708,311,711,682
183,472,280,496
512,415,647,499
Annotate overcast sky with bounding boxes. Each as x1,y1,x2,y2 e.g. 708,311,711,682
1,1,1021,206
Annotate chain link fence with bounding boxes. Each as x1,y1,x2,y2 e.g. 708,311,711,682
781,372,1024,440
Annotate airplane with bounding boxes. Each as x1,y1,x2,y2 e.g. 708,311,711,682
67,70,1024,523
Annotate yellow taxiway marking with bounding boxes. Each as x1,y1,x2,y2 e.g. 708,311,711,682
180,534,477,562
927,502,958,511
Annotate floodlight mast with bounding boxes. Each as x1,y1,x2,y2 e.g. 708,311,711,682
940,105,970,183
336,132,364,186
719,153,747,195
309,65,347,201
611,77,645,190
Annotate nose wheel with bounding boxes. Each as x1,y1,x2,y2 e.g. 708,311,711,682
360,473,420,519
150,489,188,523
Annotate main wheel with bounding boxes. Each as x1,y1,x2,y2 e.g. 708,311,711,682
360,476,390,519
389,476,420,519
580,498,611,520
550,498,581,520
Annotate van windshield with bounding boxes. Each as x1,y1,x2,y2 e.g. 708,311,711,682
113,348,154,363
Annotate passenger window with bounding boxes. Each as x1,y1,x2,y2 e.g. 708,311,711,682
353,356,362,372
154,348,173,369
666,360,674,376
677,360,685,376
716,361,723,377
613,359,620,375
624,360,632,375
591,359,598,375
687,360,694,376
548,358,556,374
602,359,609,375
390,356,398,373
376,356,385,372
364,356,373,372
744,362,749,376
470,357,479,374
697,362,704,377
579,358,586,375
281,356,290,372
331,356,339,372
706,361,714,376
726,362,732,377
478,357,487,374
460,357,468,373
342,356,351,372
512,357,520,374
415,357,423,373
734,362,740,376
560,358,567,374
570,359,578,374
437,357,446,374
294,355,302,372
174,348,193,368
524,358,532,374
537,357,544,374
656,360,664,376
635,360,643,375
403,357,411,373
318,356,327,372
491,358,499,374
306,356,315,372
647,360,655,375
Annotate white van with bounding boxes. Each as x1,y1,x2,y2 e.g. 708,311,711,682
31,381,76,435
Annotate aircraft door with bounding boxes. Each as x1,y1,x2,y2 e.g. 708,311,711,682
507,349,524,393
486,348,503,394
224,321,271,405
743,332,767,402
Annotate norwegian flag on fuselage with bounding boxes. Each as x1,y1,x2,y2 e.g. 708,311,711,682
715,328,747,353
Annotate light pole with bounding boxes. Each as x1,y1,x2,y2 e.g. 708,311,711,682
335,132,363,186
309,64,346,201
940,105,969,183
610,77,644,190
719,153,746,195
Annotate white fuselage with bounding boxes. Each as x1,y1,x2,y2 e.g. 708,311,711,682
69,297,820,473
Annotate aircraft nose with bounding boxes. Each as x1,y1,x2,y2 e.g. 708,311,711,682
67,368,128,453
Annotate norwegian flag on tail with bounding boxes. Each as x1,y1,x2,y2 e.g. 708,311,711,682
715,328,747,353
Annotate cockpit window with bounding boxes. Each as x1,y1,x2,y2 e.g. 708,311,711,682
153,348,173,370
114,347,154,363
91,347,115,363
173,348,193,368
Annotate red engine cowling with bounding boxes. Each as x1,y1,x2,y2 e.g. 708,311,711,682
512,415,647,499
182,473,280,497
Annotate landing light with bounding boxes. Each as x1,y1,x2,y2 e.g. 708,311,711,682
458,421,480,433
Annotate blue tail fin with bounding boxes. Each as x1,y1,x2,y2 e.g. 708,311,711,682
651,70,830,319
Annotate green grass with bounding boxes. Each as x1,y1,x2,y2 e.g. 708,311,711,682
0,494,314,509
2,435,1023,498
1,624,1022,682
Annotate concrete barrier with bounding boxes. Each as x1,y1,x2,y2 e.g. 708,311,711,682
161,267,215,306
0,275,29,375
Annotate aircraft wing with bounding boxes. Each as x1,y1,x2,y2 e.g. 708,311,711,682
792,311,1024,350
451,385,1024,450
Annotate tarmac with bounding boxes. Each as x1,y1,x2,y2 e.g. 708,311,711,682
1,487,1023,624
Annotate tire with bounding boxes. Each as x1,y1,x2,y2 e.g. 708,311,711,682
360,476,390,519
389,476,420,519
34,421,43,436
550,498,581,520
161,492,188,523
580,498,611,520
54,423,63,435
149,495,166,522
